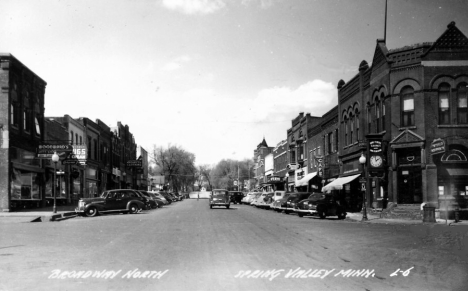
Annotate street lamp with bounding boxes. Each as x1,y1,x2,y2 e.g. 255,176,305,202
359,153,368,221
51,152,60,214
285,172,289,192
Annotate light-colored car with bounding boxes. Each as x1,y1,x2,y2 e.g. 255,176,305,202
251,192,267,207
274,193,292,212
257,192,274,209
241,192,259,204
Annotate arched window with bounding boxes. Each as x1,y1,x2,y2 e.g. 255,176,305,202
381,93,386,131
375,100,380,132
75,134,78,144
457,83,467,124
350,115,354,144
71,131,74,144
367,106,372,133
355,112,360,142
401,86,415,127
344,118,348,146
438,83,451,125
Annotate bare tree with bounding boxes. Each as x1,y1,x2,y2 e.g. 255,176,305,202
150,144,196,192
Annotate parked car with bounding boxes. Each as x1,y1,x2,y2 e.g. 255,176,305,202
150,191,169,205
251,193,267,207
241,192,259,204
284,192,312,214
229,191,244,204
159,191,174,204
295,193,347,219
75,189,147,217
137,190,159,209
256,192,274,209
271,193,291,212
209,189,230,209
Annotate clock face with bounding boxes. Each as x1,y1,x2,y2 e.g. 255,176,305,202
370,155,383,167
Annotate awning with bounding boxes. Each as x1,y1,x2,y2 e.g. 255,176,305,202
295,172,318,187
447,168,468,176
322,174,360,192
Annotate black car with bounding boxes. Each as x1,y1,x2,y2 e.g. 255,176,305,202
75,189,148,217
284,192,312,214
137,190,159,209
295,193,347,219
229,191,244,204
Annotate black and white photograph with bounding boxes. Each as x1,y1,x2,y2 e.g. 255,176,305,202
0,0,467,290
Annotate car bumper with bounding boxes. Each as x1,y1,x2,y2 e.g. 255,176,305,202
295,208,315,214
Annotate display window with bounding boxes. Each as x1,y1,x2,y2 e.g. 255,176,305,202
10,168,41,200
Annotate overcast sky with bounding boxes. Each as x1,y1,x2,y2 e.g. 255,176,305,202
2,0,467,165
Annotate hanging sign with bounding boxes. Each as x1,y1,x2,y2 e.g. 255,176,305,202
430,138,446,155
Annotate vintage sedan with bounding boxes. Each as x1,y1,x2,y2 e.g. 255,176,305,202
256,192,274,209
209,189,230,209
75,189,148,217
295,193,347,219
284,192,312,214
271,193,291,212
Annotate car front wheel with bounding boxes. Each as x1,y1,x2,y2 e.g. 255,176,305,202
298,212,304,217
129,204,139,214
337,211,346,220
85,206,98,217
318,209,326,219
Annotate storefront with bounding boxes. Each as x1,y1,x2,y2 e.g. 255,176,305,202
85,166,99,197
434,146,468,219
322,173,362,212
295,171,319,192
10,147,44,209
44,159,67,205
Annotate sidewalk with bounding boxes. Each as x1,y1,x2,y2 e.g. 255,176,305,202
346,212,468,226
0,205,77,222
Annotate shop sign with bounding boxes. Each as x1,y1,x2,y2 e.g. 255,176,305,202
36,144,73,158
315,156,323,177
62,145,87,165
268,176,283,183
430,138,446,155
126,160,142,167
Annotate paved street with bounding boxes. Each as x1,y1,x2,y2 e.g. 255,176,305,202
1,199,467,291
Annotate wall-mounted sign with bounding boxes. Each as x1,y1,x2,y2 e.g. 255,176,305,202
36,144,73,159
430,138,446,155
126,160,143,167
267,176,283,183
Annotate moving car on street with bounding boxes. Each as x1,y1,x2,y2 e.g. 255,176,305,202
229,191,245,204
209,189,230,209
75,189,147,217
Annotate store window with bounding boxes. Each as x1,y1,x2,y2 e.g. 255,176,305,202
87,181,98,197
401,86,415,127
10,169,41,200
438,83,451,125
457,83,467,124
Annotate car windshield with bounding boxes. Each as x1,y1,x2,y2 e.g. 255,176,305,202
308,193,326,200
212,194,227,199
100,191,109,198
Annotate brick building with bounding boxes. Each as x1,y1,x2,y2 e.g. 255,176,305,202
324,22,468,217
0,54,47,211
286,112,321,192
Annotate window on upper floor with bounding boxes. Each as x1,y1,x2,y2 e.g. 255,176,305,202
23,110,32,132
350,115,354,145
457,83,467,124
344,118,348,146
334,129,339,152
375,100,380,132
367,106,372,134
438,83,451,125
401,86,415,127
71,131,74,144
381,93,386,131
355,113,359,142
34,117,41,136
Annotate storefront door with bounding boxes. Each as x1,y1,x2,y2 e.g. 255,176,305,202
397,166,422,204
